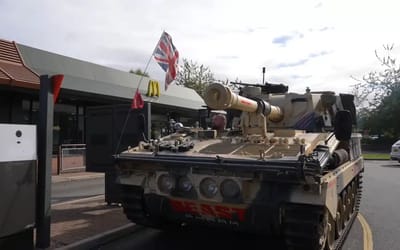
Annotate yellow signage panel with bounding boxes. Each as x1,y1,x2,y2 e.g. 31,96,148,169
147,80,160,97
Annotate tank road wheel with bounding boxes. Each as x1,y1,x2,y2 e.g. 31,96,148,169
324,213,336,250
348,184,356,214
335,197,344,238
347,185,354,219
342,191,350,224
316,210,329,250
346,187,353,221
315,209,337,250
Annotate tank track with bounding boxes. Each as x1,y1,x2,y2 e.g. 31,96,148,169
119,184,167,229
283,173,363,250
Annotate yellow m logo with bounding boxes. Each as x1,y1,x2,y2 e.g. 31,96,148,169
147,80,160,97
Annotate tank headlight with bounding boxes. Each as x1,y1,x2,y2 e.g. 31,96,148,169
200,178,218,198
157,174,175,193
220,179,240,198
178,176,193,192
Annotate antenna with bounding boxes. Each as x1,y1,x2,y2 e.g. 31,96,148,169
262,67,266,85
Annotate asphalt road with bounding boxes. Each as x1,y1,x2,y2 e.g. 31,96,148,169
98,221,364,250
51,177,104,204
63,160,400,250
358,160,400,250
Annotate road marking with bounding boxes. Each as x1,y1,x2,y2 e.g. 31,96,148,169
52,194,105,207
357,213,374,250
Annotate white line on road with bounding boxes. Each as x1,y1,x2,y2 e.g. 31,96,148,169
52,194,105,207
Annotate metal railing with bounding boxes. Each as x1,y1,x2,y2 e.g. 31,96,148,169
58,144,86,174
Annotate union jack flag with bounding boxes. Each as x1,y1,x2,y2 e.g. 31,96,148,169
153,32,179,90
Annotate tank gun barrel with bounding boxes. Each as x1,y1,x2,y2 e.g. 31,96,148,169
204,83,283,122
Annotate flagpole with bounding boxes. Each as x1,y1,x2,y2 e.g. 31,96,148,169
114,31,165,155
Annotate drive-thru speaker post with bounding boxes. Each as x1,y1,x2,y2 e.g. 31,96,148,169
0,124,37,249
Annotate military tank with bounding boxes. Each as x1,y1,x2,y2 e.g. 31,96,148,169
115,81,364,250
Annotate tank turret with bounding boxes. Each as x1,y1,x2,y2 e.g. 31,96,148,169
204,83,284,137
205,82,357,139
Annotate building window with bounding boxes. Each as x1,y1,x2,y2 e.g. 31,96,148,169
54,103,85,147
0,93,11,122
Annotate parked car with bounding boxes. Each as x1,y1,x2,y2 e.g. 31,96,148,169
390,140,400,162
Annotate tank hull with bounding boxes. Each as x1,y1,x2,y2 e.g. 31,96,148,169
115,138,363,250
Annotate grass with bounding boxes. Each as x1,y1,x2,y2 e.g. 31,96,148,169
362,153,391,160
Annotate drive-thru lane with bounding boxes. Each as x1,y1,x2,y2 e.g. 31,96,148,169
51,175,104,204
60,160,400,250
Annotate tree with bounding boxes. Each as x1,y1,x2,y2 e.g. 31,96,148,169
353,44,400,109
129,68,149,77
176,58,215,97
352,44,400,138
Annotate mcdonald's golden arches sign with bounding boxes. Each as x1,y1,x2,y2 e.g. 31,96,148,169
147,80,160,97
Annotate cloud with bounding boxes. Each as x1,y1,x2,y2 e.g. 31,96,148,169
216,55,239,60
318,26,333,32
274,51,331,69
272,35,294,46
1,0,400,95
277,59,309,68
290,74,312,79
309,26,334,32
314,2,323,8
308,50,332,58
272,31,304,47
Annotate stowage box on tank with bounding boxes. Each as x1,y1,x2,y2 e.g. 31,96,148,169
115,81,364,250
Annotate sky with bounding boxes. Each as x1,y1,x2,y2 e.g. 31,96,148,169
1,0,399,94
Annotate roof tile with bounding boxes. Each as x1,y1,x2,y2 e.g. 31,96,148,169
0,39,39,88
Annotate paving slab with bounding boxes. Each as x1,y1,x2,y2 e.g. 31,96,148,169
50,196,130,249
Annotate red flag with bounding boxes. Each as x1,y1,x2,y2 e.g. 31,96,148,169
52,74,64,103
153,32,179,90
131,89,144,109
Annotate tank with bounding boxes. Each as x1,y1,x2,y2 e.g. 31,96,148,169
115,81,364,250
